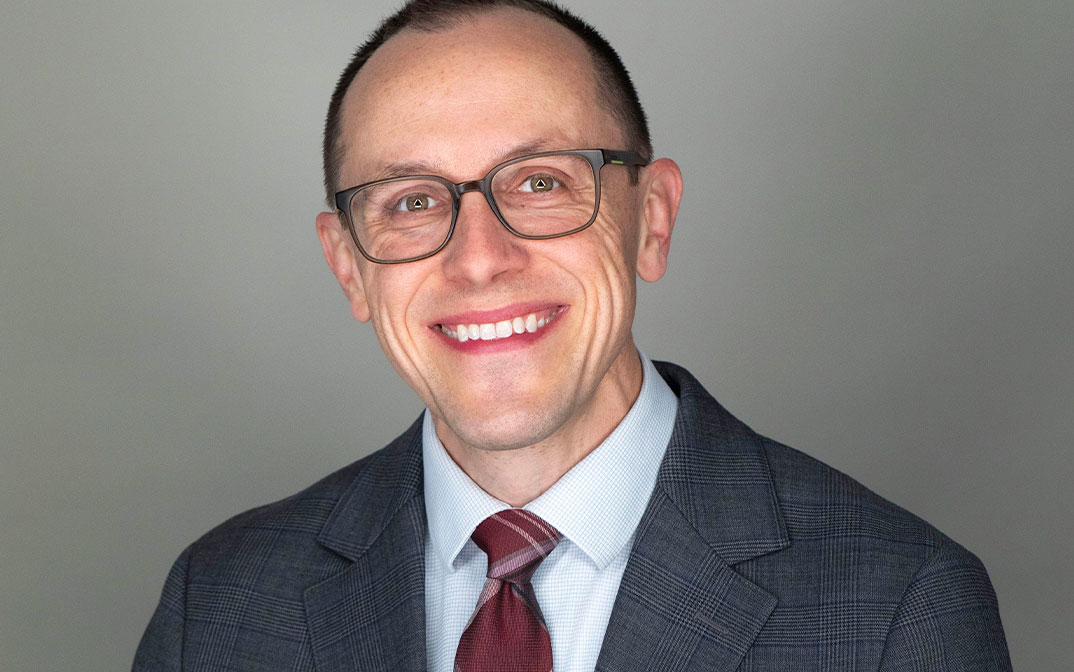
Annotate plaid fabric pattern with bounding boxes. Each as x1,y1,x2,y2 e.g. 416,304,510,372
133,362,1011,672
455,510,561,672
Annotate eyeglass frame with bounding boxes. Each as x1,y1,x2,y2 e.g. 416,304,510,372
333,148,649,264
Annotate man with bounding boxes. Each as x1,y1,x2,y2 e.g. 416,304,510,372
134,1,1011,670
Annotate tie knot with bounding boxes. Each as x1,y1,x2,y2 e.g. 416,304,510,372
471,509,560,583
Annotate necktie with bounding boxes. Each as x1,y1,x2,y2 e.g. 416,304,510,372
454,509,561,672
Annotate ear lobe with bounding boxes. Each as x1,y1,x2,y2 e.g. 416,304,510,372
635,158,683,282
316,211,371,322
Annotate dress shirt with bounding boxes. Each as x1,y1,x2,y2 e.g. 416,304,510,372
423,351,678,672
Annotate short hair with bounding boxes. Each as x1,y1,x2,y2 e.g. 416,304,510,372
322,0,652,203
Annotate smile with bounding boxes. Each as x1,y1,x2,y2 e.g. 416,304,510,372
437,307,562,343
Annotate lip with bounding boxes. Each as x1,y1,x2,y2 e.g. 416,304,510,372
428,302,565,328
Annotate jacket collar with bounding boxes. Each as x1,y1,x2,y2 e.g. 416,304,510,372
316,417,425,560
595,361,788,672
304,417,427,672
652,360,789,564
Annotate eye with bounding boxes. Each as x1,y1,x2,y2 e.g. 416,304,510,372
395,193,439,212
519,173,560,193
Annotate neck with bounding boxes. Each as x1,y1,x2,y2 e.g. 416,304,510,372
434,346,643,507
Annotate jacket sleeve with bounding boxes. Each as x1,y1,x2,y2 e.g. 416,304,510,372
132,547,190,672
878,540,1012,671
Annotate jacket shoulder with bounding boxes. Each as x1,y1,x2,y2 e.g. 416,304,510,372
655,359,951,554
183,416,423,581
755,436,1010,669
133,418,425,670
759,435,949,551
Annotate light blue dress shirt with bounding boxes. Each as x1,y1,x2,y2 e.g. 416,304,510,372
423,352,678,672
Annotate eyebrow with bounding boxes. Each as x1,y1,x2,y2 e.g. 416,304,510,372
372,139,567,182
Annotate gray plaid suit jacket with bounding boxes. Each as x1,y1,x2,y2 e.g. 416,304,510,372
134,361,1011,671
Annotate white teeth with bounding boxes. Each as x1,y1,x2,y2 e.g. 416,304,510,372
443,308,561,343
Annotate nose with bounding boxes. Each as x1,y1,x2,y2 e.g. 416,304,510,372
439,189,528,285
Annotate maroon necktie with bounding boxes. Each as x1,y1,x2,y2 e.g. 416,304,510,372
454,509,561,672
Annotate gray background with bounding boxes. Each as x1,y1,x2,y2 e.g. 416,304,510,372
2,1,1071,669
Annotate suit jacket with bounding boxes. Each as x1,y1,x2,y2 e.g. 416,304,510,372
134,361,1011,671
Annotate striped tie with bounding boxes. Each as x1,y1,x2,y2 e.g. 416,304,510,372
454,509,561,672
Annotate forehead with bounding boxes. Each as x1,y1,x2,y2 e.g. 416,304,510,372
338,9,620,183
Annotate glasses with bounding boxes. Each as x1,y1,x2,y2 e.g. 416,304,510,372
334,148,648,264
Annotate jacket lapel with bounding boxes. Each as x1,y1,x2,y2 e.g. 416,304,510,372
304,420,427,672
596,362,790,672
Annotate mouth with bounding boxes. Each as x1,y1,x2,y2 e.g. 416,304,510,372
434,305,564,343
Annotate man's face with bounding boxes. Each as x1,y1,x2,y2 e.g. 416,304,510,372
319,10,676,454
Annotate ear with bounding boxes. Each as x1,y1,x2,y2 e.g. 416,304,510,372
316,211,371,323
635,158,683,282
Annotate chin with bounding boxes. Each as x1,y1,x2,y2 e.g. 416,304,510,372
439,403,566,453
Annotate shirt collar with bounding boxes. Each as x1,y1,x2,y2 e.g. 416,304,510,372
423,350,678,571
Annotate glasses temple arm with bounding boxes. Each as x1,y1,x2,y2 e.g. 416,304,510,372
601,149,649,167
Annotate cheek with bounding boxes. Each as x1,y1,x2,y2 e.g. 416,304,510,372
557,217,639,337
588,208,640,288
363,269,425,349
592,183,642,266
